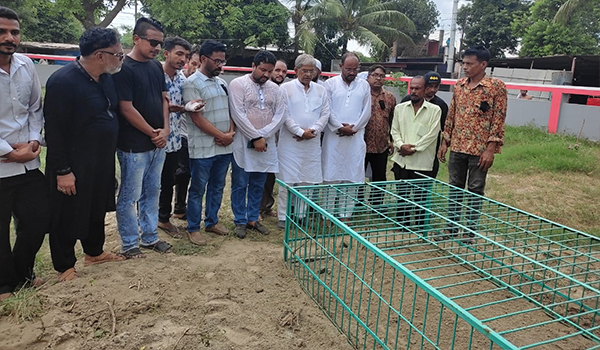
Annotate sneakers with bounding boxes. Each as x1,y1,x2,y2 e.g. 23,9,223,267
205,222,230,236
277,220,286,229
247,221,269,235
235,224,247,239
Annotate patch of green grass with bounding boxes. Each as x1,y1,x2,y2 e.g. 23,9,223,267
0,287,44,322
494,125,600,175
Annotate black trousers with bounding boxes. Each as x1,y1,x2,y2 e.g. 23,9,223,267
359,151,390,206
392,163,434,230
447,151,488,235
158,151,180,223
0,169,48,294
260,173,276,214
174,137,190,215
50,215,105,273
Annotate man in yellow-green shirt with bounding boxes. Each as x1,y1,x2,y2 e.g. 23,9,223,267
391,75,441,229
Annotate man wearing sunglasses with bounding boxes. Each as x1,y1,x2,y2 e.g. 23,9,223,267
44,27,126,282
113,17,172,259
363,65,396,206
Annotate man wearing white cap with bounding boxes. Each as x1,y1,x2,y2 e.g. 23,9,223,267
312,59,325,85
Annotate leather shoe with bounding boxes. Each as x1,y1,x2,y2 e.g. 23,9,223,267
205,222,229,236
186,231,207,246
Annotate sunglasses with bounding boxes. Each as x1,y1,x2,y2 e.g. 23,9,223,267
97,50,124,60
138,36,163,47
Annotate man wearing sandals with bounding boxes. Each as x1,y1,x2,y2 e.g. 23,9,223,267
229,50,288,239
0,6,48,299
45,28,126,281
113,17,172,258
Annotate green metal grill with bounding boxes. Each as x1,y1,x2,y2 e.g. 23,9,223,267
280,178,600,350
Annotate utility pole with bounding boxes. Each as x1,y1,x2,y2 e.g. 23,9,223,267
447,0,459,74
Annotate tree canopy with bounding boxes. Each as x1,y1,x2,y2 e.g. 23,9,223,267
141,0,290,54
458,0,529,58
517,0,600,57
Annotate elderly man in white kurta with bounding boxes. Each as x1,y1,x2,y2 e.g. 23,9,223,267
229,50,287,239
276,54,330,229
322,52,371,221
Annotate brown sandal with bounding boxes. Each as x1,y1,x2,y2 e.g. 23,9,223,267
58,267,78,282
84,251,126,266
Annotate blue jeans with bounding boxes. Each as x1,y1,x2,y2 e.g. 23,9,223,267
187,154,232,232
230,158,268,225
116,148,166,252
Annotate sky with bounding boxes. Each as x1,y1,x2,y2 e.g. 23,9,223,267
110,0,468,56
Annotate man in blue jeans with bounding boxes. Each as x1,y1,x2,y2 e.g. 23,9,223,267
114,17,171,258
228,51,287,238
181,40,234,245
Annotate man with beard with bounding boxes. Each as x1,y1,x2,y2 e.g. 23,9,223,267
229,50,287,239
321,52,370,222
113,17,171,259
276,54,330,229
157,37,191,238
0,6,48,300
401,71,448,178
259,59,288,221
182,40,234,245
45,28,126,282
391,76,441,230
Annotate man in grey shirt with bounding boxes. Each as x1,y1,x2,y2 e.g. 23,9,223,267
0,6,48,300
182,40,234,245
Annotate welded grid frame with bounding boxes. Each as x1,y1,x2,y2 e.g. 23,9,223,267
281,179,600,350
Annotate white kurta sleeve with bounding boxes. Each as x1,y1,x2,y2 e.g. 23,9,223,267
325,79,343,131
229,78,262,140
310,90,330,133
350,83,372,131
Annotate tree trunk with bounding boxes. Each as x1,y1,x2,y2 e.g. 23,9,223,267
389,41,398,62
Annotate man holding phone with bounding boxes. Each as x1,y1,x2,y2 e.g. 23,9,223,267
437,46,507,243
228,50,287,239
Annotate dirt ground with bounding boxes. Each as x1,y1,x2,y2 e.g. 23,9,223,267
0,213,353,350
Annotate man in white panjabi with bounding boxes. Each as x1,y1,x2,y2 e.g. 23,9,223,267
228,50,287,239
276,54,330,229
322,52,371,222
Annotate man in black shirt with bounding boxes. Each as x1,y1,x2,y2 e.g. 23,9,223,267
45,28,126,282
400,71,448,177
113,17,171,259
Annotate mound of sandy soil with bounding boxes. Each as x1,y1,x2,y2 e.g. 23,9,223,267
0,213,352,350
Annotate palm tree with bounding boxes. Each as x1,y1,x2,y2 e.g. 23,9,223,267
554,0,592,24
287,0,316,53
304,0,415,54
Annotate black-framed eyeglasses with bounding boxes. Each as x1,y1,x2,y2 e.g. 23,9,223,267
205,56,227,66
138,36,163,47
97,50,124,60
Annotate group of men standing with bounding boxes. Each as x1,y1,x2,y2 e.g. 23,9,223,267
0,4,506,300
